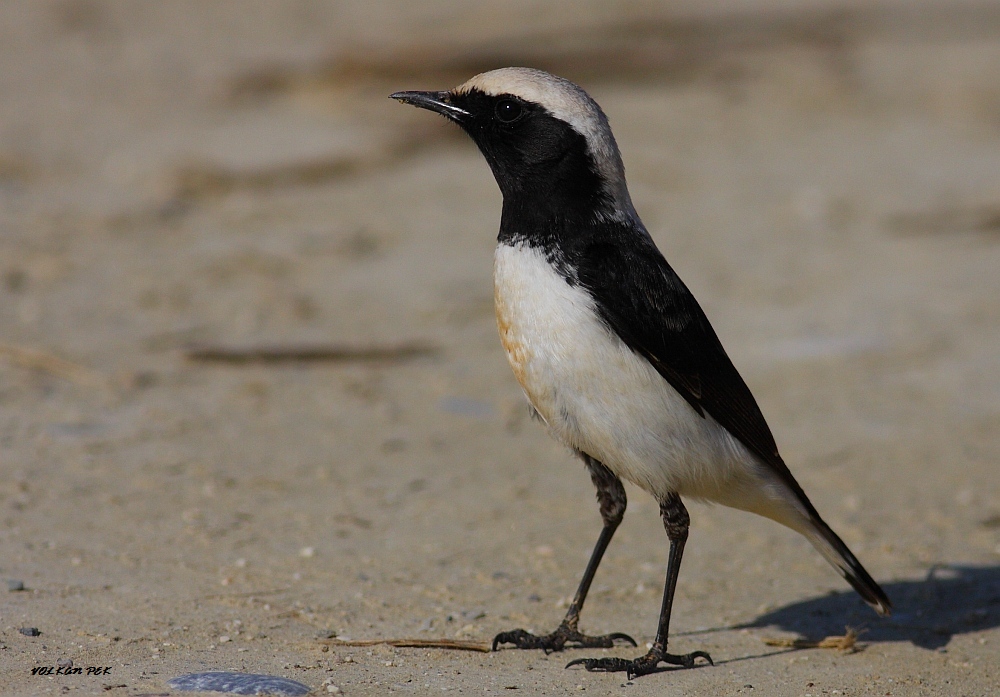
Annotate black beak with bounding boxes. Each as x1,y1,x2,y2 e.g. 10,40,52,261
389,90,470,122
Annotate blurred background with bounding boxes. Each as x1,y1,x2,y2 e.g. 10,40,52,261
1,1,999,695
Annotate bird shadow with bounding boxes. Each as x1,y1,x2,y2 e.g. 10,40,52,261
735,564,1000,650
567,565,999,676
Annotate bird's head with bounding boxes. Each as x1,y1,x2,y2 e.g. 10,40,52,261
391,67,634,220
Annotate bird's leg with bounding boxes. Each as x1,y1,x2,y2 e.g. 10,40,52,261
492,455,637,653
567,493,712,678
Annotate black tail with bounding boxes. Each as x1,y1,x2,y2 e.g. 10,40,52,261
803,515,892,616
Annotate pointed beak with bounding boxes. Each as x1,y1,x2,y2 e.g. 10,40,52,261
389,90,470,122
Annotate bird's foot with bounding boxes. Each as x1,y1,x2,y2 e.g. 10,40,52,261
566,646,712,679
492,623,636,654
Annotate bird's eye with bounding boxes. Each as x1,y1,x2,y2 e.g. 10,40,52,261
495,99,524,124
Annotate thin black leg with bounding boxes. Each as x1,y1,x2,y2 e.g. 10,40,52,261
492,454,637,653
567,493,712,678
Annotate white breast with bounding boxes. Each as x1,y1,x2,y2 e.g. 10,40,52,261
493,242,803,523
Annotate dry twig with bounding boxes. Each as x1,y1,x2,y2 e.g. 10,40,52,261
184,342,438,365
763,627,862,652
320,637,492,653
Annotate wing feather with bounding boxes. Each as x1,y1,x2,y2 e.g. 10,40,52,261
573,228,815,509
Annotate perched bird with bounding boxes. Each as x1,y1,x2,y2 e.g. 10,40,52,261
391,67,890,679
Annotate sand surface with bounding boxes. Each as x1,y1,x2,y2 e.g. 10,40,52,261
1,2,999,695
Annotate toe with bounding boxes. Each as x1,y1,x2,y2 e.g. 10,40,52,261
565,648,712,677
663,650,713,668
492,629,535,651
606,632,637,647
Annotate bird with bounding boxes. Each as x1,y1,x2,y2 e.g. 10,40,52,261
390,67,891,679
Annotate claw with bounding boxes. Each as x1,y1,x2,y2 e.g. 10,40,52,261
606,632,638,647
682,650,713,668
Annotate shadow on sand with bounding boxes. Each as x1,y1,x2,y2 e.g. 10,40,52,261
740,564,1000,650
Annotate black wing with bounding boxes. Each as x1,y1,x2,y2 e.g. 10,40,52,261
574,225,815,508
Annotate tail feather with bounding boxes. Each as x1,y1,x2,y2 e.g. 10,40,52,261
803,516,892,616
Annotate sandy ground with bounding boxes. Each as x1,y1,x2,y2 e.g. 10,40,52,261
1,1,999,695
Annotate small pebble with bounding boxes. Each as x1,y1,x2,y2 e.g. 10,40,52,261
218,635,231,643
19,627,41,636
57,658,73,668
168,672,311,696
7,579,25,592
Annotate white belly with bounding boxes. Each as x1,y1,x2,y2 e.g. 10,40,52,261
493,242,786,509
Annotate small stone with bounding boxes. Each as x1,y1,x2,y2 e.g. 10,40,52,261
19,627,40,636
218,635,231,643
57,658,72,668
299,547,315,558
7,580,25,591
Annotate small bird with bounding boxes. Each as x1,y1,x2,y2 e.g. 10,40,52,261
391,67,890,679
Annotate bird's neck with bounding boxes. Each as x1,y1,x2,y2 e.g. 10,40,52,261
498,196,584,249
497,185,634,250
